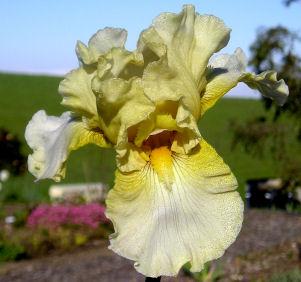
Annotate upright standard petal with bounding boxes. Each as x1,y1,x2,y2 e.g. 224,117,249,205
25,110,109,181
106,139,243,277
141,5,231,120
201,48,289,115
76,27,127,66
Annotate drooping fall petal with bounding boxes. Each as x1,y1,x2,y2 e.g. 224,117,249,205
106,139,243,277
25,110,109,181
201,48,289,115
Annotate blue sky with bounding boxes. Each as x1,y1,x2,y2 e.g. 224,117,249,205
0,0,300,97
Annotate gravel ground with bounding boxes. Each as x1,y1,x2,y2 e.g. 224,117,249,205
224,209,301,260
0,210,300,282
220,210,301,280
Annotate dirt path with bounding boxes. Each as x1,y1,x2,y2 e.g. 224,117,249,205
0,210,300,282
0,242,192,282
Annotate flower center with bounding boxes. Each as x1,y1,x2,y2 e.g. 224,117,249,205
150,146,173,176
143,130,176,149
150,146,174,189
146,131,176,188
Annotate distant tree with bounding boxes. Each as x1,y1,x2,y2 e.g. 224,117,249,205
231,23,301,190
283,0,301,6
248,26,301,121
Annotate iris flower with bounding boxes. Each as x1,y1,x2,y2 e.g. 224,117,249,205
25,5,288,278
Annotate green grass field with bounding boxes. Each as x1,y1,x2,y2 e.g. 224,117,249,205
0,72,294,202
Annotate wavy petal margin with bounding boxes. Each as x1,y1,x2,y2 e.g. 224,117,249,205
106,139,243,277
201,48,289,115
25,110,109,181
93,77,155,147
59,67,100,128
239,71,289,106
76,27,127,66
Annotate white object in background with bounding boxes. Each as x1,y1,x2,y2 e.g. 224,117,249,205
259,178,282,190
5,216,16,224
0,170,10,182
49,182,107,202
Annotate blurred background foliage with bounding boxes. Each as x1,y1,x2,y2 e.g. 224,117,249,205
283,0,301,6
0,128,26,176
231,0,301,190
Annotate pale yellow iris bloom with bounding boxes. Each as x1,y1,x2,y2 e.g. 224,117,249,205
25,5,288,278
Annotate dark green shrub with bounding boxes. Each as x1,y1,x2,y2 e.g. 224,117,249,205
0,128,26,175
13,208,31,228
0,241,28,261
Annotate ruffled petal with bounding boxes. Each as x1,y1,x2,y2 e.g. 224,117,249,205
239,71,289,106
92,76,155,147
116,143,149,172
106,139,243,277
95,47,144,80
171,102,201,154
201,48,289,115
88,30,203,166
140,5,231,120
76,27,127,66
25,110,109,181
58,67,99,128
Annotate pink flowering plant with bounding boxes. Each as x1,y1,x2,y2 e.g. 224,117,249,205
27,203,110,230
